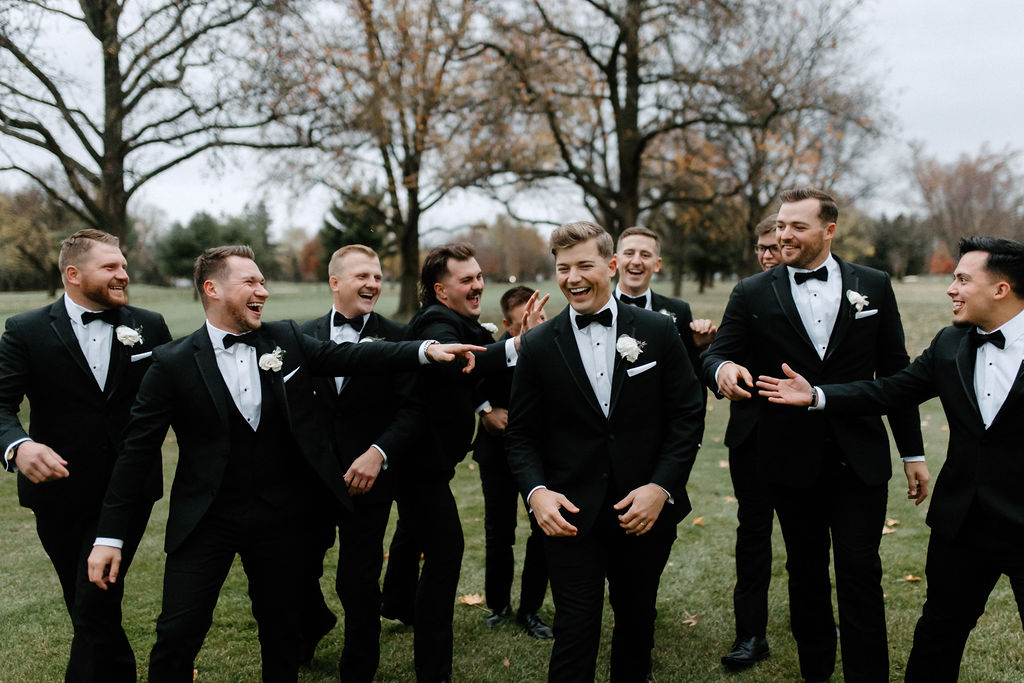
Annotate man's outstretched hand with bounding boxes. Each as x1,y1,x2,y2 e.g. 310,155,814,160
756,363,813,406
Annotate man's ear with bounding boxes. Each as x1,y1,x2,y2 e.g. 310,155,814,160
329,275,341,293
433,281,446,303
203,279,218,300
993,280,1012,300
64,265,81,288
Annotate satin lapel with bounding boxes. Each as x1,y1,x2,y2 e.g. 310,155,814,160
256,331,290,426
103,307,132,397
192,329,231,429
954,332,982,421
48,300,98,388
552,311,604,418
990,359,1024,428
313,314,342,400
770,266,816,352
824,260,856,362
608,300,633,416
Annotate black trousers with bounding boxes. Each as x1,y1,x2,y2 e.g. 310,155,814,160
772,458,889,682
727,432,774,639
543,493,676,683
147,501,308,683
35,500,152,683
382,476,465,683
300,493,394,682
477,449,548,616
905,521,1024,682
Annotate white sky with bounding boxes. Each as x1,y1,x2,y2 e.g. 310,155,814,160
11,0,1024,236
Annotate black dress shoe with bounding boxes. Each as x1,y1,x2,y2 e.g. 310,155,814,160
485,604,512,627
721,635,769,668
517,611,554,639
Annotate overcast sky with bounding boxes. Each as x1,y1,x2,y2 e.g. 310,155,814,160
44,0,1024,234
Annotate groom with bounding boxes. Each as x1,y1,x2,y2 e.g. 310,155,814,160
86,245,481,682
758,236,1024,682
505,221,704,682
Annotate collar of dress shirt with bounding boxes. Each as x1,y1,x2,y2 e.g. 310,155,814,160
981,306,1024,343
786,252,839,284
615,285,652,308
64,293,113,327
331,307,366,334
206,320,251,351
568,298,618,329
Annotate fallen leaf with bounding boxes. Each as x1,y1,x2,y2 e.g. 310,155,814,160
503,658,510,668
193,670,198,681
467,462,476,471
711,437,721,443
904,575,922,583
692,516,707,526
666,561,674,567
459,593,485,605
724,495,737,503
941,424,949,431
881,526,896,535
886,518,900,527
718,460,729,468
681,610,700,627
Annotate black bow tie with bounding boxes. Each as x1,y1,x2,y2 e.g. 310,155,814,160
332,311,364,330
620,294,647,308
575,309,613,330
970,328,1006,350
223,331,257,349
81,309,119,326
794,266,829,285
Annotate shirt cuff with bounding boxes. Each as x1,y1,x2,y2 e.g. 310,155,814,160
3,437,31,473
370,444,389,469
713,361,734,391
504,337,519,367
655,484,674,504
902,455,926,463
475,400,492,415
526,485,547,512
94,537,124,549
417,340,436,364
808,386,826,410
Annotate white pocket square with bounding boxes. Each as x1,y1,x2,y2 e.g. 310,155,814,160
130,351,152,362
854,309,879,320
627,361,657,377
283,366,301,382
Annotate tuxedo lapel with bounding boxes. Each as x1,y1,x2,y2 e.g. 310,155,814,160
824,259,857,362
255,331,291,426
954,332,983,421
48,300,98,389
989,359,1024,428
608,301,634,416
770,266,816,352
103,307,133,397
552,310,605,418
192,329,232,429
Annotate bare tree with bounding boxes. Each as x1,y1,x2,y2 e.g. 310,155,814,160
0,0,311,241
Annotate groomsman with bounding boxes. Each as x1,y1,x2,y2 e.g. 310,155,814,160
0,229,171,682
381,242,545,682
720,215,781,668
506,221,705,682
614,225,717,373
702,188,929,682
758,236,1024,682
86,245,480,683
297,245,422,679
472,285,552,638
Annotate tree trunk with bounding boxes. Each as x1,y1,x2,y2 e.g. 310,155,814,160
394,197,422,322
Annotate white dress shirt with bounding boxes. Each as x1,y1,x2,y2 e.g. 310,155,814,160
330,309,365,394
65,294,115,389
569,301,618,418
788,254,842,360
207,321,261,430
974,308,1024,429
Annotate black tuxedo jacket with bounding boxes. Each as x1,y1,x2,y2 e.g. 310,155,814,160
471,332,514,467
505,301,705,536
701,257,924,488
0,299,171,512
299,311,419,503
96,320,424,553
648,291,704,374
823,324,1024,541
406,304,507,475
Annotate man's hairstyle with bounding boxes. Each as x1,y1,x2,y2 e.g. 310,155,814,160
959,236,1024,297
500,285,536,318
550,221,614,259
755,214,779,238
617,226,661,255
328,244,379,277
779,187,839,225
419,242,476,306
58,229,120,275
194,245,256,303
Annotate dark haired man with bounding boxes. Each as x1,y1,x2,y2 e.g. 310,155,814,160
297,245,423,679
381,242,546,682
0,229,171,682
473,285,552,638
506,221,704,681
759,236,1024,682
702,188,929,682
86,245,481,683
719,215,782,669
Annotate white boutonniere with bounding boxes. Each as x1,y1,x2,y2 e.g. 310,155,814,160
115,325,143,347
658,308,677,322
616,334,646,363
481,322,499,335
258,346,285,372
359,336,383,343
846,290,870,313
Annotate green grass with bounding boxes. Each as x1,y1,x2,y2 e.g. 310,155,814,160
1,276,1022,681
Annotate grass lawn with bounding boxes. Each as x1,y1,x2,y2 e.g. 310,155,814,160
1,276,1022,681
